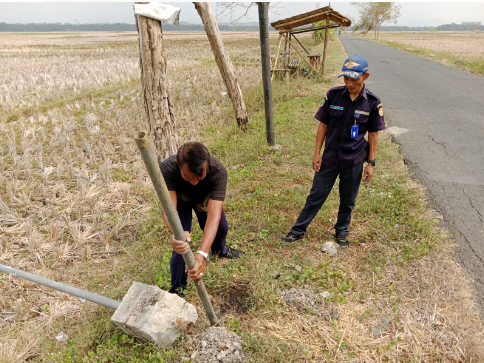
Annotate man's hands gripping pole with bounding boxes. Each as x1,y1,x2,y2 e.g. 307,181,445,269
169,231,206,285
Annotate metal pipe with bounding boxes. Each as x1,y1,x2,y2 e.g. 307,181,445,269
258,2,276,146
0,263,120,310
134,131,218,325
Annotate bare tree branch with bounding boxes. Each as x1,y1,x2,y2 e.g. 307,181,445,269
216,2,282,24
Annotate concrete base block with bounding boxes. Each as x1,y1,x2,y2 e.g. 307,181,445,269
111,282,198,348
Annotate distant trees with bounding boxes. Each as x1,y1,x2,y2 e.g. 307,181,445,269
351,2,401,39
0,22,136,32
437,22,484,31
312,20,336,43
0,22,275,32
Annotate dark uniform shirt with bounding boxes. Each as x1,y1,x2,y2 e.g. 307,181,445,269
315,85,385,170
159,155,227,204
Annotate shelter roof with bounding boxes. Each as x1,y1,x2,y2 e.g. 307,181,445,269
271,6,351,31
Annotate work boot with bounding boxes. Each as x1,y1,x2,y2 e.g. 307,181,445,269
222,247,242,259
335,234,349,249
281,232,302,245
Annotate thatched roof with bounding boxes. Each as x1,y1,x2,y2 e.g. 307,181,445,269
271,6,351,31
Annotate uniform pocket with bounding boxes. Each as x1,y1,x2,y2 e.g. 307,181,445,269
328,109,343,126
356,114,369,125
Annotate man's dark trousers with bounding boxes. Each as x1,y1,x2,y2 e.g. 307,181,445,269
169,199,229,293
290,162,364,238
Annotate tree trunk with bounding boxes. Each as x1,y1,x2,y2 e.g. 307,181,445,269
135,13,178,163
193,2,249,130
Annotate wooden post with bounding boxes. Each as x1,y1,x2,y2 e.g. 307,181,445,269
194,2,249,130
258,2,275,146
321,14,329,76
135,11,178,163
282,31,288,70
287,32,292,64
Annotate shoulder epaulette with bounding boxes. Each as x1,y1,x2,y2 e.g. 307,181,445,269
366,89,380,100
328,85,346,93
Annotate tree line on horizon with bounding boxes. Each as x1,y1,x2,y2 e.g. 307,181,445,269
0,21,483,33
0,22,275,32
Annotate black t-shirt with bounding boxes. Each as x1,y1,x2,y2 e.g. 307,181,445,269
159,155,227,204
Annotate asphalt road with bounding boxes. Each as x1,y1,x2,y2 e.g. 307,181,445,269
338,34,484,313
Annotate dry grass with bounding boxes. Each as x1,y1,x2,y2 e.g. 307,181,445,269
374,31,484,58
1,30,483,362
0,30,272,362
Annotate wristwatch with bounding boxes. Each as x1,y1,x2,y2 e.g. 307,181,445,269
195,250,209,261
367,159,376,166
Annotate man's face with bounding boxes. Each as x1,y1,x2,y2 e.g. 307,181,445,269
343,72,370,94
180,162,208,185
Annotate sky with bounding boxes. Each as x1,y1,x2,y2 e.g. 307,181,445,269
0,2,484,27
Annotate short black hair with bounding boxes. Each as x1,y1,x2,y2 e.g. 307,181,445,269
176,142,210,176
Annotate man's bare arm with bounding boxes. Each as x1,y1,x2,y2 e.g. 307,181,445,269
198,199,223,254
362,132,379,182
312,122,328,172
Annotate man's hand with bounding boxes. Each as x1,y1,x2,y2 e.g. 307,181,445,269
169,231,191,254
312,154,322,172
362,164,374,182
187,253,206,285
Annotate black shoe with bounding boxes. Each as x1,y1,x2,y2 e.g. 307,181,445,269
222,247,242,259
335,235,349,249
281,232,302,244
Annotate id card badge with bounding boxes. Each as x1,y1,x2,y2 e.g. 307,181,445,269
351,125,359,138
351,113,359,138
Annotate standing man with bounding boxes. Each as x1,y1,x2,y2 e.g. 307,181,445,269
159,141,241,295
281,55,385,248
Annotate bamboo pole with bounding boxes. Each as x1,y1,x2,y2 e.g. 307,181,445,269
321,14,329,76
271,34,283,83
134,132,218,326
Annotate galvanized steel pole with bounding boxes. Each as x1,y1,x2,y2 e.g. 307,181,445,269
258,2,275,146
0,264,120,310
134,131,218,325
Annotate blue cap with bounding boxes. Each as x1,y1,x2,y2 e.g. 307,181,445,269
338,55,369,79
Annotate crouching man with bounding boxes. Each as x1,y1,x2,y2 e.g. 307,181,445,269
159,141,241,294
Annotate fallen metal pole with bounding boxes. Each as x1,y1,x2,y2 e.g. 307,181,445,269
134,131,218,326
0,263,120,310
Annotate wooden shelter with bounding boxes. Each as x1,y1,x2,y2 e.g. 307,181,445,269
270,6,351,80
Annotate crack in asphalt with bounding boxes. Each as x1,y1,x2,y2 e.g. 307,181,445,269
462,189,484,226
429,134,451,158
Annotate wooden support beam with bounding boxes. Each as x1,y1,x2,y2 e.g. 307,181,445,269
194,2,248,130
271,34,283,83
321,14,329,77
289,23,338,35
291,34,309,55
282,31,288,70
